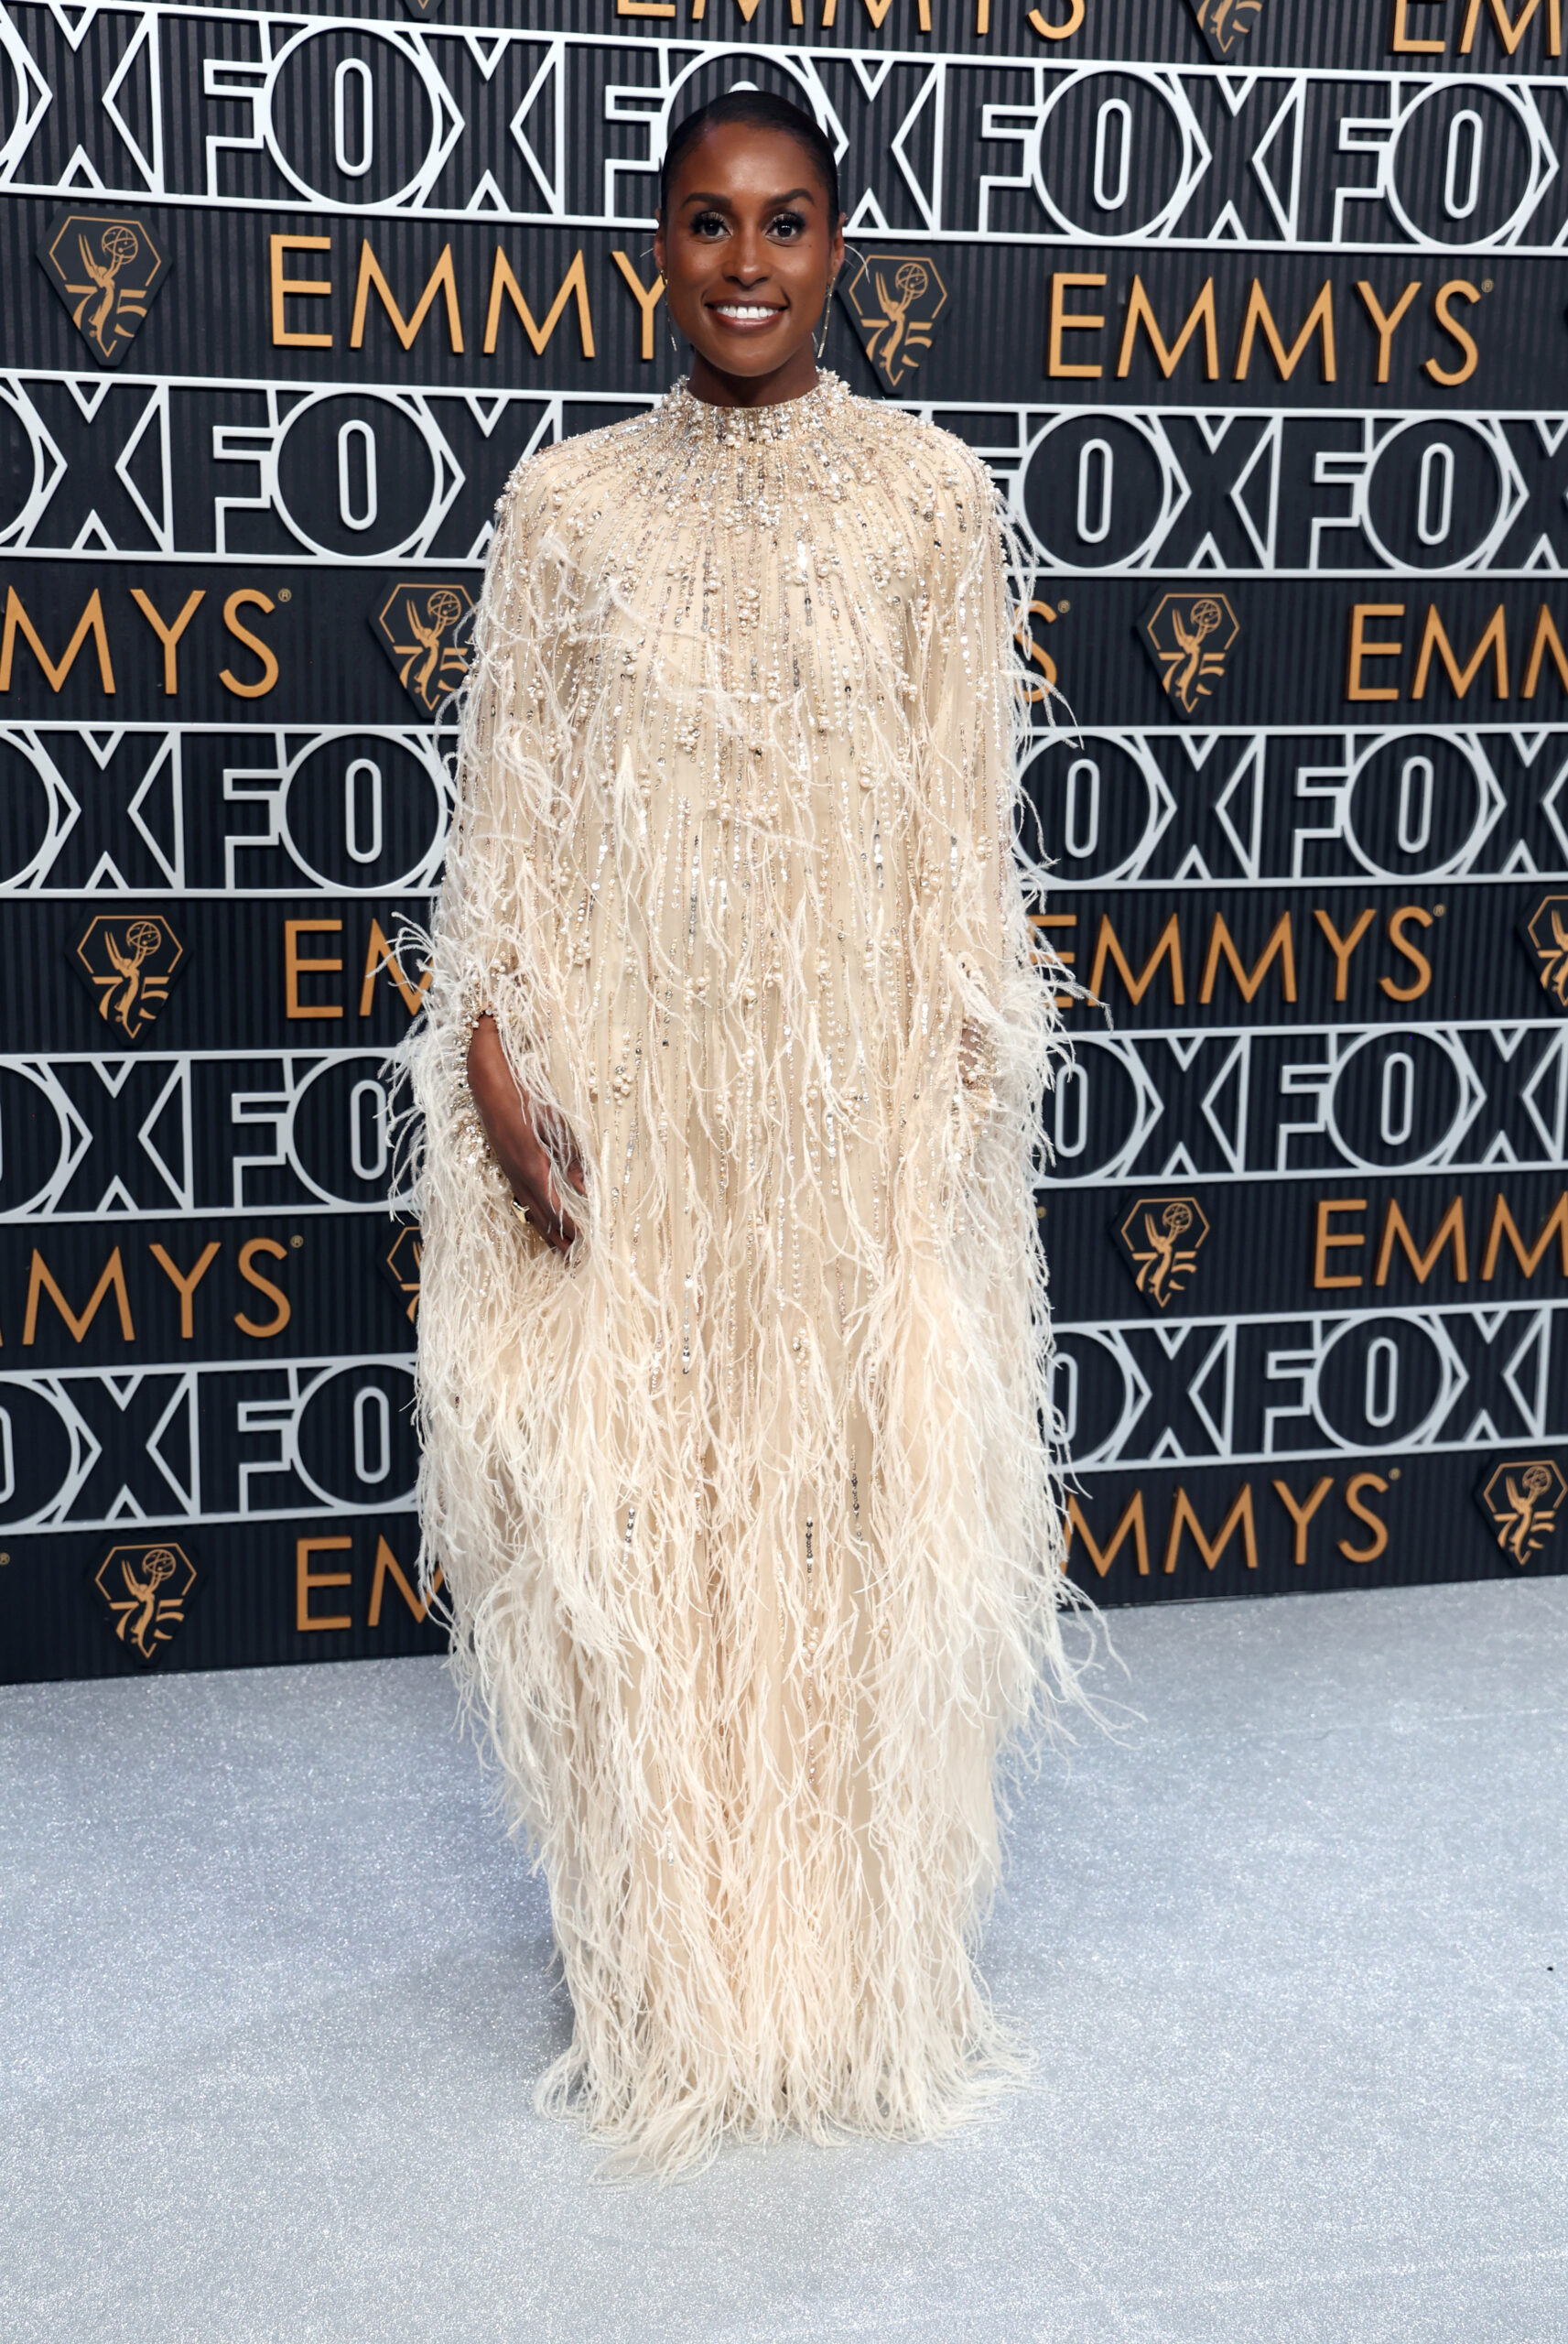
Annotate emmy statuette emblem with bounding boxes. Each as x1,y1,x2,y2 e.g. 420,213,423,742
38,211,172,366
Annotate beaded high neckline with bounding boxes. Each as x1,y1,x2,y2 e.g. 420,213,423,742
661,372,851,445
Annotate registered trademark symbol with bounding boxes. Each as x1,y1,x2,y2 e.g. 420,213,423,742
1390,1469,1400,1480
290,1233,304,1248
1434,904,1445,916
1057,599,1070,613
276,588,292,602
0,1552,9,1566
1482,279,1494,292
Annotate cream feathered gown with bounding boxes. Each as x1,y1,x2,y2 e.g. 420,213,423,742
407,373,1081,2171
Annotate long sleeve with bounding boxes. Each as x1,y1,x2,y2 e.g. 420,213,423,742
921,447,1019,998
400,464,588,1769
903,444,1062,1215
419,478,557,1130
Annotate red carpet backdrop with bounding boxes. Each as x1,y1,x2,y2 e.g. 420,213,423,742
2,0,1566,1678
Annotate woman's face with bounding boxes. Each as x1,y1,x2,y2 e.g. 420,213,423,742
654,122,845,406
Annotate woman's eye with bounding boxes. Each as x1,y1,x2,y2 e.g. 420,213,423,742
769,211,807,239
690,212,728,239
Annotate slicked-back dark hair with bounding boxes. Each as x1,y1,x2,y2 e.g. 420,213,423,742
658,91,841,223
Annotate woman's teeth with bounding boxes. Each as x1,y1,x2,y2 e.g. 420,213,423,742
714,304,780,320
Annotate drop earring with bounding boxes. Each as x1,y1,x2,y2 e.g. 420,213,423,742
816,274,838,364
645,244,679,371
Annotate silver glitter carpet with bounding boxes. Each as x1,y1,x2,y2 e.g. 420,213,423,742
5,1576,1565,2344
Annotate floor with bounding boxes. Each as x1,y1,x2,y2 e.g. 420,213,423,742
4,1577,1565,2344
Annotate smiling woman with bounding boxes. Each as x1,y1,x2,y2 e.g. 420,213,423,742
406,91,1087,2175
654,92,843,409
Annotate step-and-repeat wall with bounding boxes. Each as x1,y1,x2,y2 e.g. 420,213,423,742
4,0,1566,1679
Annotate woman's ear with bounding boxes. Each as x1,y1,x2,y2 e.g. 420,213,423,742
653,219,666,281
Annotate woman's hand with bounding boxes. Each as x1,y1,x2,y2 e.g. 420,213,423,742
467,1013,586,1256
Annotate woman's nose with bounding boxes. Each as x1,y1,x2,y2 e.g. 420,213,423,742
727,226,766,279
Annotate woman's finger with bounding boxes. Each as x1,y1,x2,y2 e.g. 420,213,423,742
514,1154,580,1252
514,1136,581,1246
530,1179,579,1252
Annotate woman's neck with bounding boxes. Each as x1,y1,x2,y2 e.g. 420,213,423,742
684,349,820,410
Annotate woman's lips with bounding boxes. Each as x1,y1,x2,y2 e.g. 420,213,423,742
708,302,785,329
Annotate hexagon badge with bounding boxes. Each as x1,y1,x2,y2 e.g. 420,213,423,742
1521,895,1568,1008
380,1221,423,1322
70,911,186,1042
841,254,948,394
1476,1457,1568,1567
372,581,474,712
1116,1194,1210,1309
92,1540,197,1663
1141,591,1239,719
1188,0,1266,60
38,210,171,366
